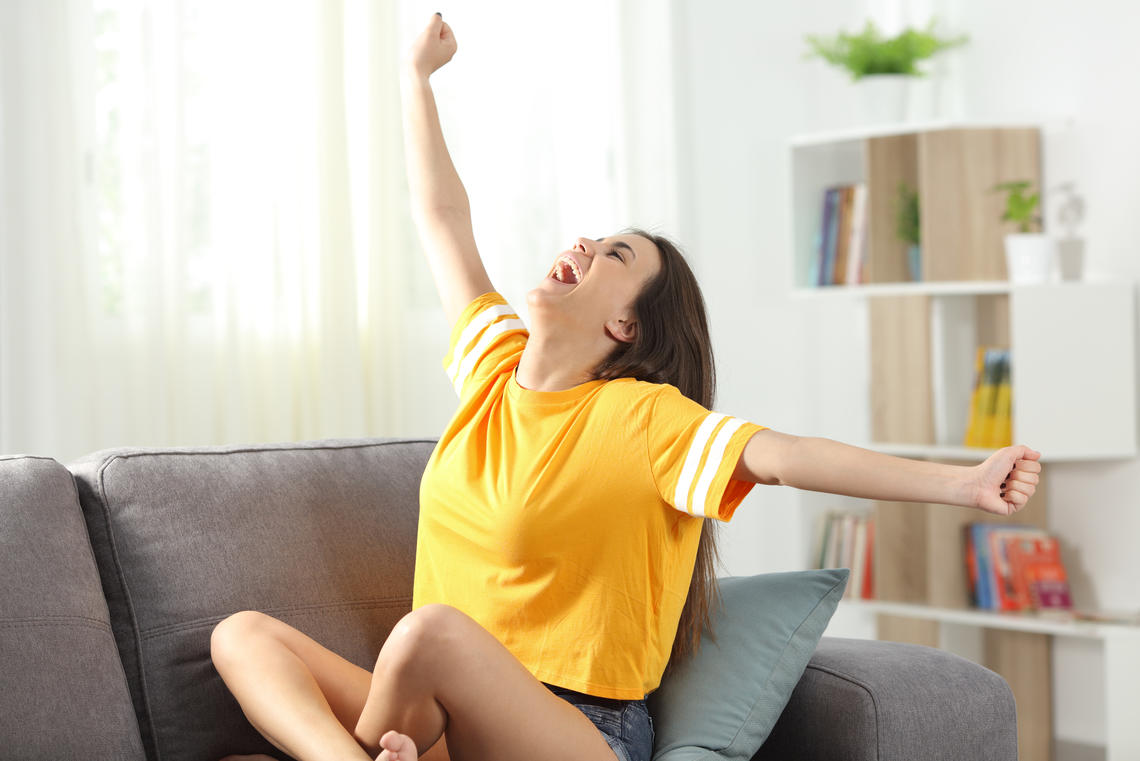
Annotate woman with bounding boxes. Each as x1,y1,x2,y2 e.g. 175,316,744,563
210,13,1042,761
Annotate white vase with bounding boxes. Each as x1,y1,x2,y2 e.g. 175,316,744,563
1004,233,1059,284
855,74,910,125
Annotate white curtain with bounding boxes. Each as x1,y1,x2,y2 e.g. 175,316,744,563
0,0,678,463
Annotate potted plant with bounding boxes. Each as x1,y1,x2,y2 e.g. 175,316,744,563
896,182,921,281
804,19,968,124
992,180,1057,284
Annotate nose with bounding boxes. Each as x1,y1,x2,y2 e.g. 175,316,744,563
573,238,594,257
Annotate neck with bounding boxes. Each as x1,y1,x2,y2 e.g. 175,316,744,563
515,328,606,392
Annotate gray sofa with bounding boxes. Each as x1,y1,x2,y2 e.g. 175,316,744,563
0,438,1018,761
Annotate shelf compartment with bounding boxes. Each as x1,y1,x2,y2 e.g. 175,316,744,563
790,125,1041,290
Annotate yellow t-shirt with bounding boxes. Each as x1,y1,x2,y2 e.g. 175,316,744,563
413,292,768,699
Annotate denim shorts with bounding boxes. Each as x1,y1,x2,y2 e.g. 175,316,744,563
542,682,654,761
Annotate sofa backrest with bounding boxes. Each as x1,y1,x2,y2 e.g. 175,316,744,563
68,437,436,761
0,455,146,760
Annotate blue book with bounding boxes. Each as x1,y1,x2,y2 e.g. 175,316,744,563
971,524,993,609
817,188,839,286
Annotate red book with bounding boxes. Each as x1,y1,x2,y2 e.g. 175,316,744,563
1008,536,1073,610
988,528,1048,611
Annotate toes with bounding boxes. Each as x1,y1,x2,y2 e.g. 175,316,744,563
377,730,418,761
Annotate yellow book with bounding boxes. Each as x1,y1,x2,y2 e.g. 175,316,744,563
989,351,1013,447
976,349,1003,448
964,347,988,447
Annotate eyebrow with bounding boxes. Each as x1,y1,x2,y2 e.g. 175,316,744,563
596,237,637,261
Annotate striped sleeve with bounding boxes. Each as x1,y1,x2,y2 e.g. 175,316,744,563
442,292,528,398
647,385,768,522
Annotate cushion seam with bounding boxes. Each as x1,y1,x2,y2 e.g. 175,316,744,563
0,618,115,634
95,438,437,463
96,455,162,761
799,661,883,760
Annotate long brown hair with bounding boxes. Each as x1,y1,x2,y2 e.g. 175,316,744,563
589,227,723,675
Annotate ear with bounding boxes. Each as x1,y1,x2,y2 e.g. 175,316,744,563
605,316,638,344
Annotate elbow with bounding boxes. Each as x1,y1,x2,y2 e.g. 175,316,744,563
771,432,804,488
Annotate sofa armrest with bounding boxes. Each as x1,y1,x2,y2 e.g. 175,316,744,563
752,636,1017,761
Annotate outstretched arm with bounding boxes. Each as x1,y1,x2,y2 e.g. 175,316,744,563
733,429,1042,516
401,13,494,327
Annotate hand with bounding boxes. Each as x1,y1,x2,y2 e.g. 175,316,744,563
403,13,457,79
971,445,1042,516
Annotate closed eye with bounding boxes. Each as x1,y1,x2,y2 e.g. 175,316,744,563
607,250,624,262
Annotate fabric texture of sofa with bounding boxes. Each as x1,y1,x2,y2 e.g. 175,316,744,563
0,438,1019,761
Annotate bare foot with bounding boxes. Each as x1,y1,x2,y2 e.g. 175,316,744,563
375,729,419,761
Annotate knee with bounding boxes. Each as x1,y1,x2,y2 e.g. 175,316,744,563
210,610,269,666
380,604,472,674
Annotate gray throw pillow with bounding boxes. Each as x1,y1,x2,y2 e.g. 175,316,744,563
647,569,849,761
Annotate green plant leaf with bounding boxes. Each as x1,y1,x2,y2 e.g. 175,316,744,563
804,17,968,80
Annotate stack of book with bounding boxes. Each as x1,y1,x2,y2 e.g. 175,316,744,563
964,346,1012,448
815,511,874,600
965,524,1072,612
810,183,868,286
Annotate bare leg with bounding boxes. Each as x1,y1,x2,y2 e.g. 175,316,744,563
211,611,375,761
351,604,619,761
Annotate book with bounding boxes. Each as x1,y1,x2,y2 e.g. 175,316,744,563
988,350,1012,448
965,524,1073,611
989,527,1049,611
1007,535,1073,610
849,516,867,600
965,348,1004,448
847,183,868,285
840,513,856,574
826,512,842,569
817,188,840,286
816,512,874,600
833,186,853,286
977,349,1003,447
861,517,874,599
964,524,979,607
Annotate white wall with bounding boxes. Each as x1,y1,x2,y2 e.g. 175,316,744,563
670,0,1140,753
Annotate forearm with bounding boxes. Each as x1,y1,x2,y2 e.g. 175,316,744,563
780,436,976,507
400,70,470,215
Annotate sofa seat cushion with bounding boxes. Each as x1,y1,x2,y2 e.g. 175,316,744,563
0,455,145,760
69,437,436,761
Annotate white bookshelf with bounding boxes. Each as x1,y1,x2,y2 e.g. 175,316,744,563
789,121,1140,761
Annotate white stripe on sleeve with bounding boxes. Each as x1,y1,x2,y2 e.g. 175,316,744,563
451,318,527,396
672,412,727,515
446,304,517,384
690,417,747,518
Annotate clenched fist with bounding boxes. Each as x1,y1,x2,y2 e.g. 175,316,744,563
403,13,457,79
972,445,1042,516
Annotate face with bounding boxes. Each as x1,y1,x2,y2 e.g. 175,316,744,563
527,234,663,344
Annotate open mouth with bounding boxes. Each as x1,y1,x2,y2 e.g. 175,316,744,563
549,255,582,285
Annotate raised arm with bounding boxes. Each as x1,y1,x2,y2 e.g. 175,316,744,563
733,429,1042,516
401,13,494,327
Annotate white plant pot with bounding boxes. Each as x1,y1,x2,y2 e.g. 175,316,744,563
1004,233,1059,284
855,74,910,125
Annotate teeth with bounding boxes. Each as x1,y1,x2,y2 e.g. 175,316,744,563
552,256,581,284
